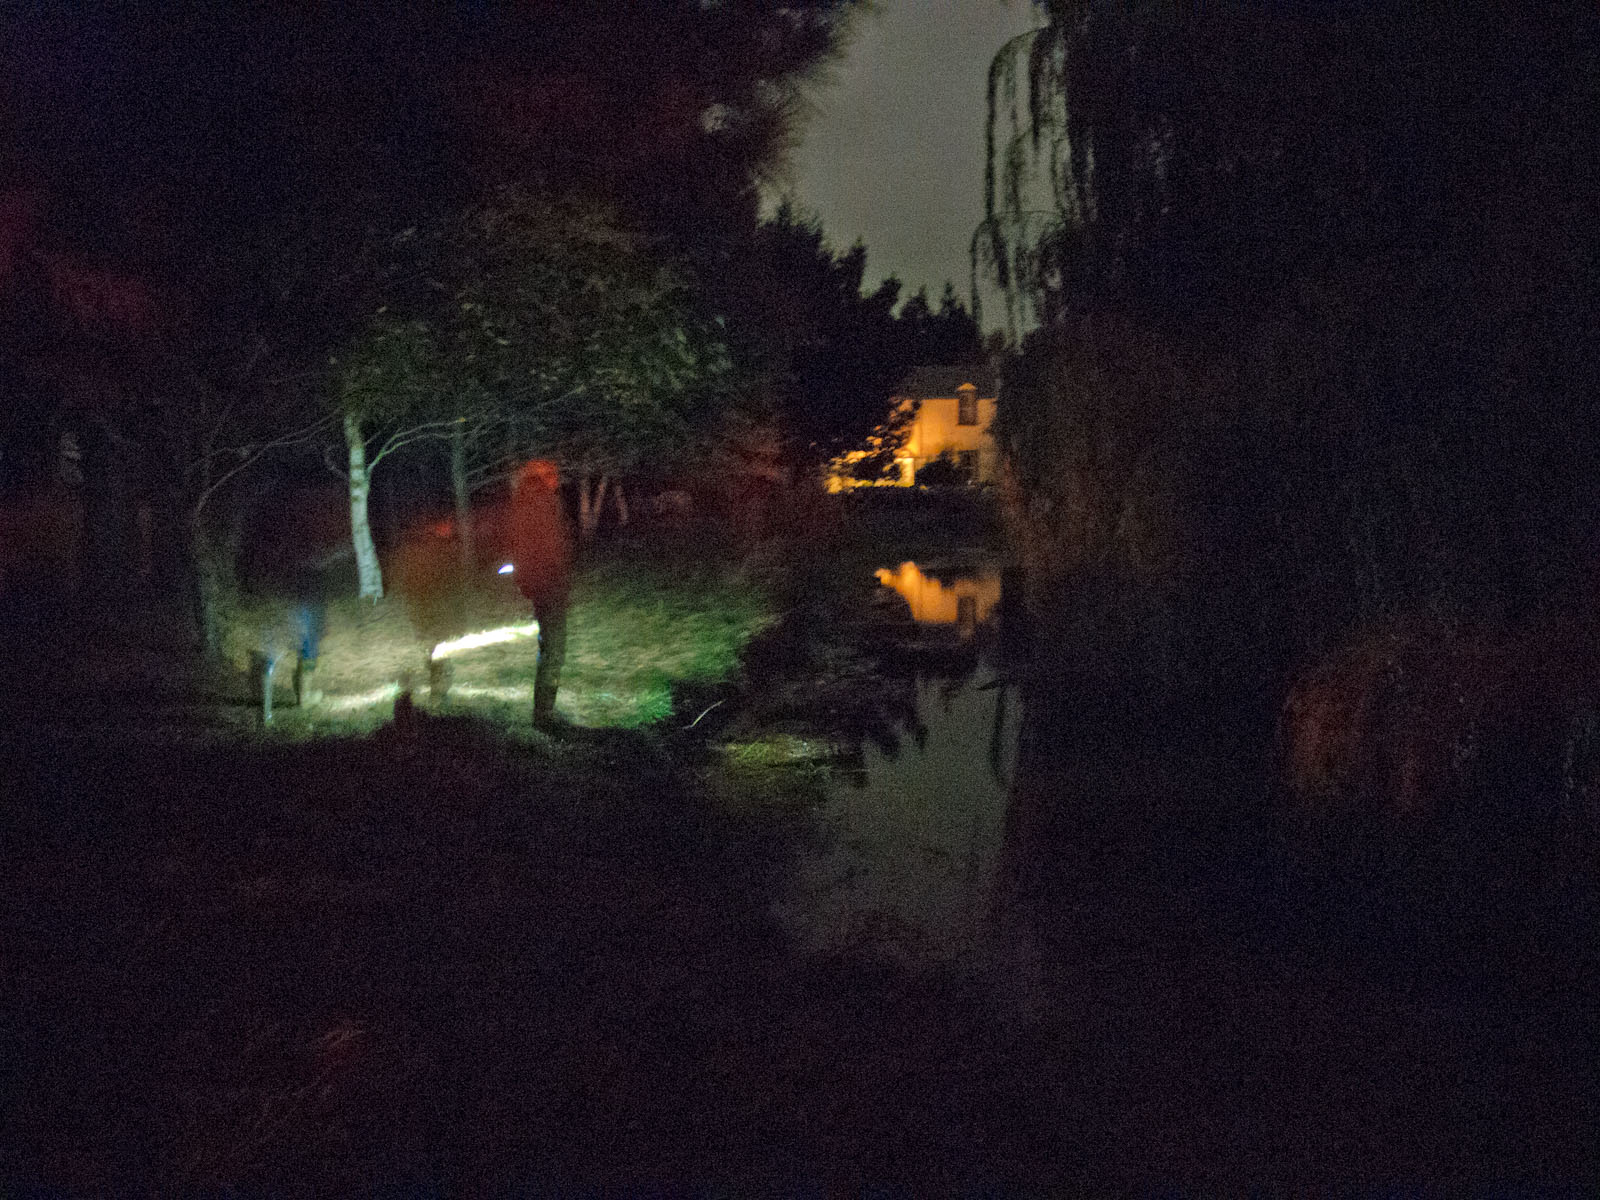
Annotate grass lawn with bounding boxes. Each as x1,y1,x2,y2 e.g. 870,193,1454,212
0,721,889,1194
20,550,780,742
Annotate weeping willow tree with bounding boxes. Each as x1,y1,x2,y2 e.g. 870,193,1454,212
981,1,1600,700
974,6,1161,343
970,24,1063,344
973,3,1279,345
975,5,1215,687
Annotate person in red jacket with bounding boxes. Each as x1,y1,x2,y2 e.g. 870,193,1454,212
390,512,466,702
507,459,575,726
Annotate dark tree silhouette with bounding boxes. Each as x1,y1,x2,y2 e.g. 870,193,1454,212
0,1,867,638
981,3,1600,699
721,203,982,475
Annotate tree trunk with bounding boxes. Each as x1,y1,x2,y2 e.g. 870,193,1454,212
613,481,629,527
257,651,279,725
578,474,610,540
450,419,475,574
344,410,384,599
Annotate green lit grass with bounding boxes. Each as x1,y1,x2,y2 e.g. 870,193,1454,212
563,557,773,727
252,553,776,737
708,734,837,817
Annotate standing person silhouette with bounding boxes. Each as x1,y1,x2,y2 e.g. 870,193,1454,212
391,512,466,703
507,459,575,727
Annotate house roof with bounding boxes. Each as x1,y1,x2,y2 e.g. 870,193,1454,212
892,365,999,399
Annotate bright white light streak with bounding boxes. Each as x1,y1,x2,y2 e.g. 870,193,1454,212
430,621,540,660
320,684,401,712
497,562,514,575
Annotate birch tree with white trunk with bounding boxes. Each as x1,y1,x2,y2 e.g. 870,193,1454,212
331,314,475,599
334,189,743,564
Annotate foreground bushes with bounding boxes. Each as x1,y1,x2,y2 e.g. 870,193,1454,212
1280,612,1600,828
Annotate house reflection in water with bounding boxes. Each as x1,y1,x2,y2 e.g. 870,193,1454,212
778,554,1037,1005
874,561,1002,636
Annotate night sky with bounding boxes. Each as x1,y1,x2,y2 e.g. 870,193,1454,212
776,0,1041,306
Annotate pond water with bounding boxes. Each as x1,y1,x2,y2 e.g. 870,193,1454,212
777,556,1044,1008
773,552,1597,1182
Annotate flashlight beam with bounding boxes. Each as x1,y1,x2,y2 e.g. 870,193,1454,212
431,622,540,660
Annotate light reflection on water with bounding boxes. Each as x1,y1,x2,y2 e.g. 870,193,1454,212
873,560,1002,634
779,559,1042,1009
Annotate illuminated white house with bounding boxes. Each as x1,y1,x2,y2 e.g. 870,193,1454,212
891,366,1002,486
828,366,1001,489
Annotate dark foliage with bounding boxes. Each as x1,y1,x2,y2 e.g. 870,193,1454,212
912,451,971,490
722,203,983,471
0,1,868,637
985,2,1600,705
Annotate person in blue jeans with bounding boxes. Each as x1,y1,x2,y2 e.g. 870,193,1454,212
291,565,328,705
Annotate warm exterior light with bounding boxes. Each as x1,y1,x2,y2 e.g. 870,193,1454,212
430,622,540,660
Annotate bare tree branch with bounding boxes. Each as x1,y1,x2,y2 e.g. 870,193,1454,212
192,411,339,519
322,441,349,481
368,417,472,468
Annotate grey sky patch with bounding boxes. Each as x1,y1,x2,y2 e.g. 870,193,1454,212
772,0,1042,308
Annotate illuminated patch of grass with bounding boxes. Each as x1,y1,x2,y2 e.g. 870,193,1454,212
559,557,774,728
722,734,830,768
251,553,775,736
708,735,837,817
